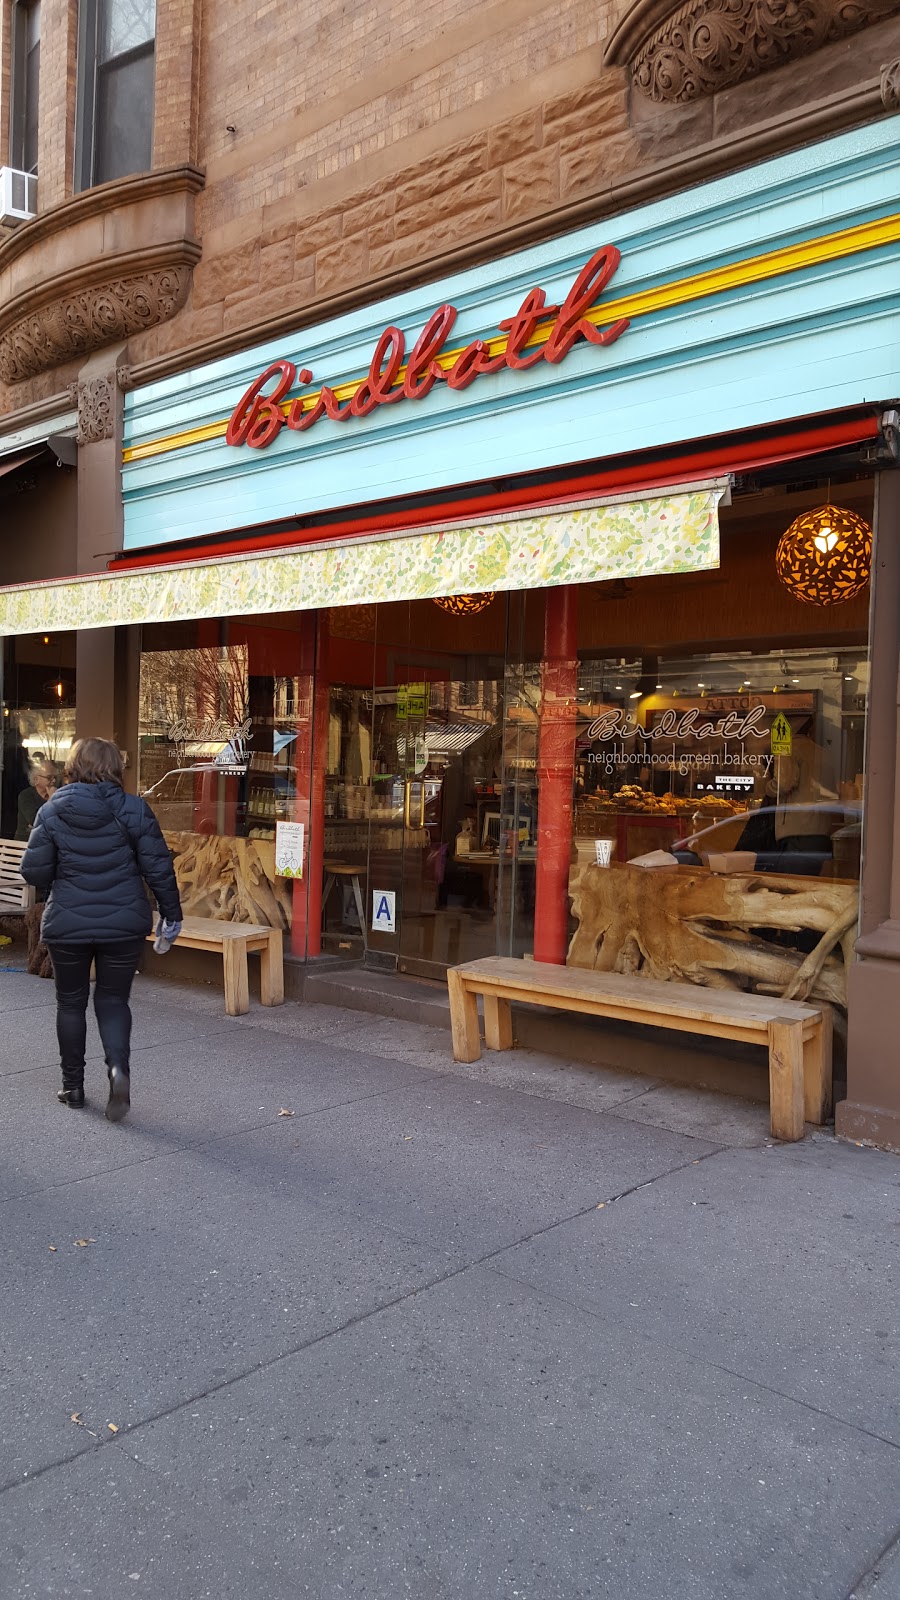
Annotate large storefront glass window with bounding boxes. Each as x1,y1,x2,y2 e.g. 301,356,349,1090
569,649,865,873
2,633,76,840
502,645,866,1002
138,616,314,941
321,599,509,976
497,473,872,1026
320,471,870,1025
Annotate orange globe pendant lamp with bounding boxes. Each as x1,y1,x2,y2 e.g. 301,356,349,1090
433,592,495,616
775,504,872,606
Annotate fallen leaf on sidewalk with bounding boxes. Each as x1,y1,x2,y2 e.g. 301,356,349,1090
107,1423,119,1434
73,1239,97,1248
277,1108,295,1118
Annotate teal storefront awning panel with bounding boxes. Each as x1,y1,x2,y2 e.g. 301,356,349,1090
121,119,900,552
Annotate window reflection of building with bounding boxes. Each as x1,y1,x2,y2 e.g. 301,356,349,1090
136,619,314,939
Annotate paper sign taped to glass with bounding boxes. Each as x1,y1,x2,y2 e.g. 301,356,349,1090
275,821,305,878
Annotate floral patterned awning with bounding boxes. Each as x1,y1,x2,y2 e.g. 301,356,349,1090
0,483,725,636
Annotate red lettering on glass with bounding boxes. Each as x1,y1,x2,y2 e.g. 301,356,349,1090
226,243,629,450
585,706,770,742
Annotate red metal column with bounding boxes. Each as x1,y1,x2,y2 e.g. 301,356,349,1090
288,612,319,958
533,585,578,965
301,610,330,957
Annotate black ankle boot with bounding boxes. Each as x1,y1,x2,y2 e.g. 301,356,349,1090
57,1086,86,1108
106,1065,131,1123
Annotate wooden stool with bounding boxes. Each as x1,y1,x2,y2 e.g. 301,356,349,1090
323,862,366,946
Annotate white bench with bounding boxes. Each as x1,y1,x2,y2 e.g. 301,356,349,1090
0,838,35,916
147,915,284,1016
447,957,832,1142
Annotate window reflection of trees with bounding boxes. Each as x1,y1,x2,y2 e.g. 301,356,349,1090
139,645,250,737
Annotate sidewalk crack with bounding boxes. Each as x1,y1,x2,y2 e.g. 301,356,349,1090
845,1522,900,1597
485,1264,900,1458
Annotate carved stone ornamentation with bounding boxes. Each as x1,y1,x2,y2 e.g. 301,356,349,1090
0,266,190,385
75,375,116,445
614,0,900,103
882,56,900,106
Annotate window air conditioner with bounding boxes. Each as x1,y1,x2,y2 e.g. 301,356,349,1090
0,168,37,225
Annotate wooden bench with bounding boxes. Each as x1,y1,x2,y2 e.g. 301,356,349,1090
0,838,35,917
447,957,832,1142
147,916,284,1016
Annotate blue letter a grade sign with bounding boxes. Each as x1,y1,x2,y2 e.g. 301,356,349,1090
372,890,396,934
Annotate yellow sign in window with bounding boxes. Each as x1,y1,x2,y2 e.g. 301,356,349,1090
770,713,793,756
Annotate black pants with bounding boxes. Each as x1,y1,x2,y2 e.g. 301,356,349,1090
46,940,145,1084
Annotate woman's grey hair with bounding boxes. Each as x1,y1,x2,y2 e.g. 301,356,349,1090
64,738,125,787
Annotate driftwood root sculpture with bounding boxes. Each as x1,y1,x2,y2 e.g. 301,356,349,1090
164,832,292,930
568,865,857,1013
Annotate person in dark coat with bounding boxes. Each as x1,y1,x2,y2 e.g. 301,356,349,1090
14,758,58,839
21,737,182,1119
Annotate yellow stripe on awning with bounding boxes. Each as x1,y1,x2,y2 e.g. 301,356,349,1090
123,211,900,464
0,483,724,636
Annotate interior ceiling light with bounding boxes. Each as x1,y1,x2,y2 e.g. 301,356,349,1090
775,504,872,606
433,593,494,617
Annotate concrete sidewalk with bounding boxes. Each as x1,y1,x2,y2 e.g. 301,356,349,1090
1,964,898,1600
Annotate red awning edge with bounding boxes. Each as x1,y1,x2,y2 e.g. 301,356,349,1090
109,409,881,572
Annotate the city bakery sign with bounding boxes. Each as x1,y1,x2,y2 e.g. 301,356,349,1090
226,245,628,449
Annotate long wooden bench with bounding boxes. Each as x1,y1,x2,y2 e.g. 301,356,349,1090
0,838,35,917
147,916,284,1016
446,957,832,1142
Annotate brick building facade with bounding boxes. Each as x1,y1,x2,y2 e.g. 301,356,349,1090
2,0,900,1147
3,0,900,411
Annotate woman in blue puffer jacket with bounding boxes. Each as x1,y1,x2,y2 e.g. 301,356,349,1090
22,737,182,1121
